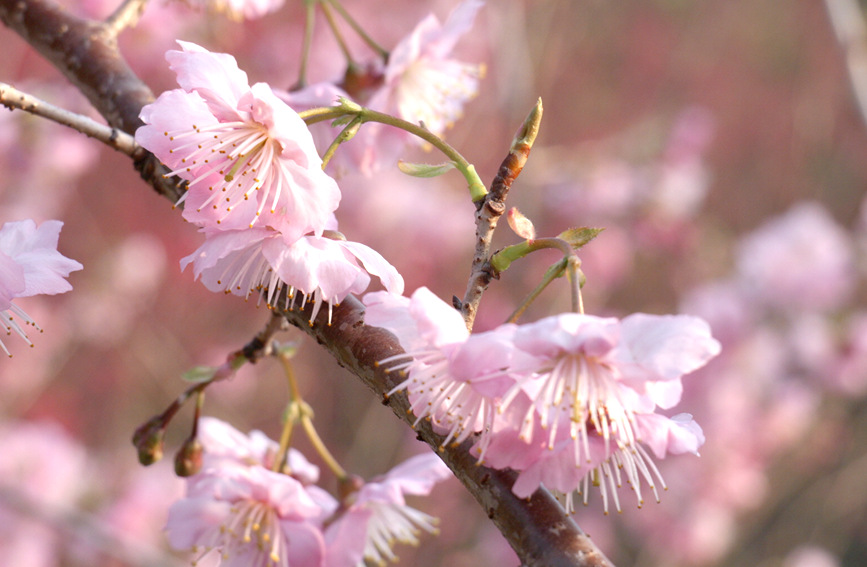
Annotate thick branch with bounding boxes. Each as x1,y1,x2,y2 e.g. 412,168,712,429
0,0,184,202
0,3,613,565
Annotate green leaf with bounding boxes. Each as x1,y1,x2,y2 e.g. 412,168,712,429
182,365,218,383
397,160,456,178
558,227,604,250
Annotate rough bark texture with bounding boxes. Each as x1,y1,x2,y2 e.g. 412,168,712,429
0,2,615,564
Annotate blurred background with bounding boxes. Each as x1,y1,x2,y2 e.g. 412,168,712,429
2,0,867,566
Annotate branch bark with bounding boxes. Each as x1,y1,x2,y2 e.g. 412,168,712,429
0,2,615,565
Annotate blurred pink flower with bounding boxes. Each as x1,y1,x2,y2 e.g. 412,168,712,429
178,0,285,21
182,226,403,324
0,420,89,567
167,462,334,567
325,453,451,567
0,219,82,356
369,0,485,137
320,0,485,175
736,202,854,313
136,41,340,242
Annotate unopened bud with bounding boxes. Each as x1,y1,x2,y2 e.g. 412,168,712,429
132,416,166,466
338,474,365,502
174,437,204,477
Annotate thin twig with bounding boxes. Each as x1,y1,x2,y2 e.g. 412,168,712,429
824,0,867,130
461,99,542,329
0,82,138,155
104,0,149,36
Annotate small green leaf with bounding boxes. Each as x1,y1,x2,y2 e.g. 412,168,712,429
275,341,301,359
182,365,218,383
558,227,604,250
397,160,456,178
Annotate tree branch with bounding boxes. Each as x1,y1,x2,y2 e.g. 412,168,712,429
0,0,184,203
0,2,615,565
0,82,139,155
461,99,542,329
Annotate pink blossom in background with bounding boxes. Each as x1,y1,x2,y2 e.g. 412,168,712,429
0,420,89,567
325,453,451,567
0,219,83,356
176,0,285,21
370,0,484,133
317,0,485,175
136,41,341,242
736,202,855,313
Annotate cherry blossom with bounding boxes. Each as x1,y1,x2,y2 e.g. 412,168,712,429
736,202,854,313
325,453,450,567
368,0,485,138
136,41,341,242
0,219,82,356
179,0,285,21
166,461,334,567
196,416,321,485
364,287,531,453
181,226,404,324
364,288,720,512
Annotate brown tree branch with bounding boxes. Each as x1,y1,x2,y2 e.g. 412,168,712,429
0,82,139,155
0,0,184,202
461,99,542,328
0,3,614,565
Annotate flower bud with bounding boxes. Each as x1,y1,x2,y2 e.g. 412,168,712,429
174,436,204,477
132,416,166,466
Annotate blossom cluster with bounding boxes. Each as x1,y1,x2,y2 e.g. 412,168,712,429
136,42,404,322
0,219,81,356
281,0,485,176
363,287,721,513
166,417,450,567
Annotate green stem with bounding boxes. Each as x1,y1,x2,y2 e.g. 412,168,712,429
273,411,296,473
320,0,355,66
506,258,567,324
300,102,487,201
301,413,348,481
276,348,348,480
325,0,389,60
292,0,318,89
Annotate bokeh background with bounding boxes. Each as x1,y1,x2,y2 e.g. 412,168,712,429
2,1,867,566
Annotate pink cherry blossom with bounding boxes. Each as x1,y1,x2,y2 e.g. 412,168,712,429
196,416,321,485
179,0,285,21
364,288,530,452
136,42,341,243
500,312,719,461
0,219,82,356
312,0,484,175
325,453,451,567
182,226,404,324
167,461,334,567
368,0,485,138
736,202,854,313
364,289,720,513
